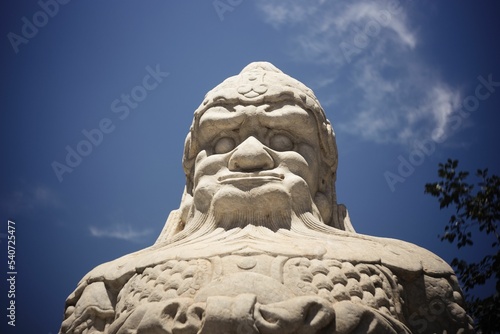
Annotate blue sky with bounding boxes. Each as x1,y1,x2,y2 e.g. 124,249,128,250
1,1,500,332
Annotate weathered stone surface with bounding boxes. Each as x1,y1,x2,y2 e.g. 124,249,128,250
60,62,473,333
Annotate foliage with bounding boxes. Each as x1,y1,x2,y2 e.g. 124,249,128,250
425,159,500,333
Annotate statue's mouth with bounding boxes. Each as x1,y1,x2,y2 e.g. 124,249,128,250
218,172,284,184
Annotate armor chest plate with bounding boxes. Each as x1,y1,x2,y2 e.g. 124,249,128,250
116,254,403,320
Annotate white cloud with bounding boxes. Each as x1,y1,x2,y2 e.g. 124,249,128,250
423,85,462,142
89,224,152,242
258,2,321,27
256,0,461,146
2,185,61,214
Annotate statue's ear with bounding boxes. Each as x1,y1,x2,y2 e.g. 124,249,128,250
314,172,335,227
182,132,196,195
154,187,193,245
179,187,193,225
314,191,332,226
335,204,356,233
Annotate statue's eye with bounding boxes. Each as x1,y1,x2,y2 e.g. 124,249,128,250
214,137,236,154
269,134,294,151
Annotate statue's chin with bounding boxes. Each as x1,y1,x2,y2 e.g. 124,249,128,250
210,184,293,230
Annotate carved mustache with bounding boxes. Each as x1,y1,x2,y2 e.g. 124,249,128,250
218,171,285,184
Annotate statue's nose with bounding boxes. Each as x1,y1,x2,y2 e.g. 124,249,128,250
228,136,274,171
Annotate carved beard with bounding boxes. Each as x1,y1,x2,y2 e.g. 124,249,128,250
170,180,327,244
169,209,335,248
211,186,294,231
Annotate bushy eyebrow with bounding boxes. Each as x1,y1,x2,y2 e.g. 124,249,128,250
198,107,246,142
198,105,319,144
258,107,316,134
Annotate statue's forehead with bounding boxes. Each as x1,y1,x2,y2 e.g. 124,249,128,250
197,104,319,140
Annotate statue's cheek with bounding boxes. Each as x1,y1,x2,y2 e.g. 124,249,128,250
287,177,315,213
193,153,229,185
298,144,320,182
193,179,218,212
277,148,319,194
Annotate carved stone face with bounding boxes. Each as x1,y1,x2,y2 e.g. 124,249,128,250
189,102,323,229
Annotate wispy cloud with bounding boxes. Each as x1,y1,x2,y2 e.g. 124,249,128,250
2,185,61,215
256,0,461,146
89,224,152,242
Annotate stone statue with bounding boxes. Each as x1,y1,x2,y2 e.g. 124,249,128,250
60,62,473,333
